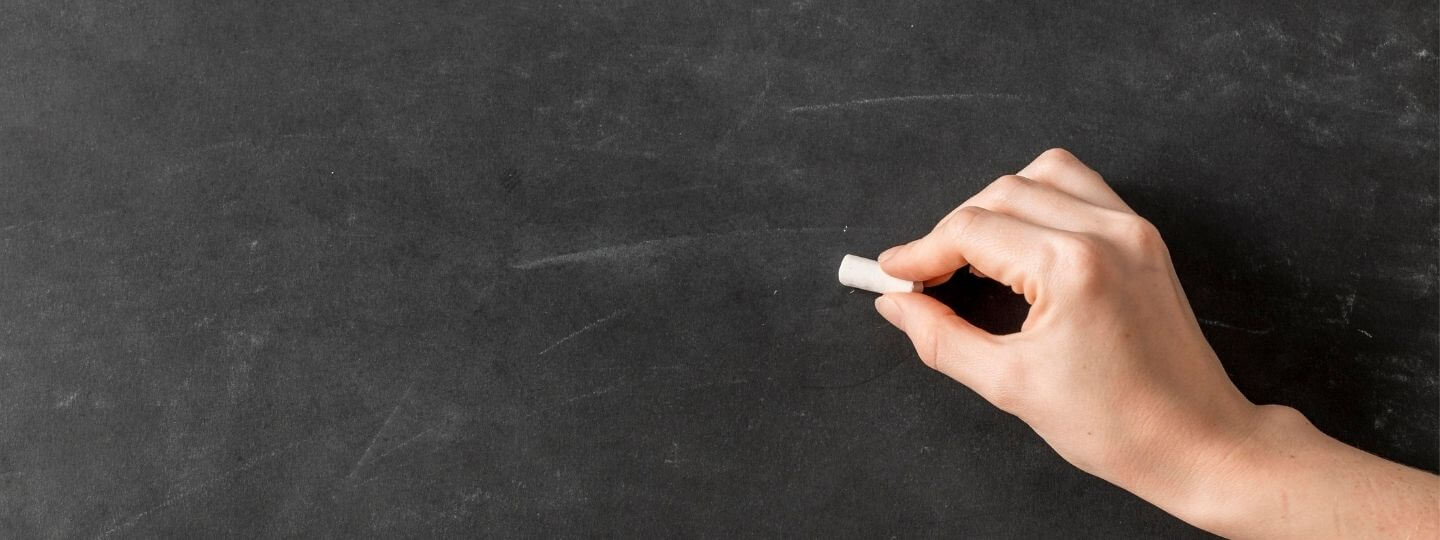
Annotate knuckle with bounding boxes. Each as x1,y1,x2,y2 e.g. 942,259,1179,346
1054,234,1105,265
987,175,1032,210
1051,234,1109,290
955,205,988,220
1037,147,1079,166
943,206,987,238
1257,404,1310,430
1030,148,1104,186
1112,214,1165,253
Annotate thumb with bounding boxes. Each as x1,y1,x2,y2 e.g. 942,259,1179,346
875,292,1000,387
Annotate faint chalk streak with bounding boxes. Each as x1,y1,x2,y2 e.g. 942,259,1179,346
348,383,416,479
374,426,439,462
714,73,772,158
0,218,47,232
97,441,303,538
510,226,872,270
511,237,690,270
537,308,632,356
553,383,627,406
1198,318,1272,335
786,93,1022,113
517,382,631,419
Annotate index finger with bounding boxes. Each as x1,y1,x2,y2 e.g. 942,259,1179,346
1017,148,1132,213
880,206,1065,304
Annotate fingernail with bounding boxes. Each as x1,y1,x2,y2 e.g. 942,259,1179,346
874,296,904,329
877,246,901,263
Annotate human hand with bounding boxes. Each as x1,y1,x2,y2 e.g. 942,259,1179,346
873,149,1438,539
874,148,1267,521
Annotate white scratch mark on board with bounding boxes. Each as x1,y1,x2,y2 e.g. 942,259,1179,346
510,237,692,269
97,441,303,538
348,383,416,479
373,426,439,462
554,384,627,406
1338,292,1357,324
517,383,632,420
56,392,79,409
537,308,632,356
1198,318,1272,335
787,93,1022,113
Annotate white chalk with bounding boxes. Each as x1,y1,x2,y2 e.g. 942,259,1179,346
837,254,922,294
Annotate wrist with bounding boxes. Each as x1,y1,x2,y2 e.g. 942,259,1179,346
1170,405,1439,538
1169,404,1311,531
1094,391,1271,524
1163,404,1386,538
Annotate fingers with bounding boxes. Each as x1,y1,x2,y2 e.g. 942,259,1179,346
880,246,954,286
886,149,1132,288
879,206,1064,303
954,174,1118,235
1016,148,1132,213
874,293,1007,392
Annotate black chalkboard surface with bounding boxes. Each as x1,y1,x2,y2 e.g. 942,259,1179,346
1,1,1434,537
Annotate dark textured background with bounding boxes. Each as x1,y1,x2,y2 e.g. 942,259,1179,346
1,0,1435,537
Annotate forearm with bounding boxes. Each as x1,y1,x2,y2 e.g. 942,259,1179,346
1165,405,1438,539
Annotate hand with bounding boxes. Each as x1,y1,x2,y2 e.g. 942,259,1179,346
875,148,1259,501
874,149,1437,538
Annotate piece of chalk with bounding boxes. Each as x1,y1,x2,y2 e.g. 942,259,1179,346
837,254,922,294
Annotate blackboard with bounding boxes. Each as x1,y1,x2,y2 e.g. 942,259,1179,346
1,1,1435,537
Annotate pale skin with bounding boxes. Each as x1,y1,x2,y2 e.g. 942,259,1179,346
874,149,1438,539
